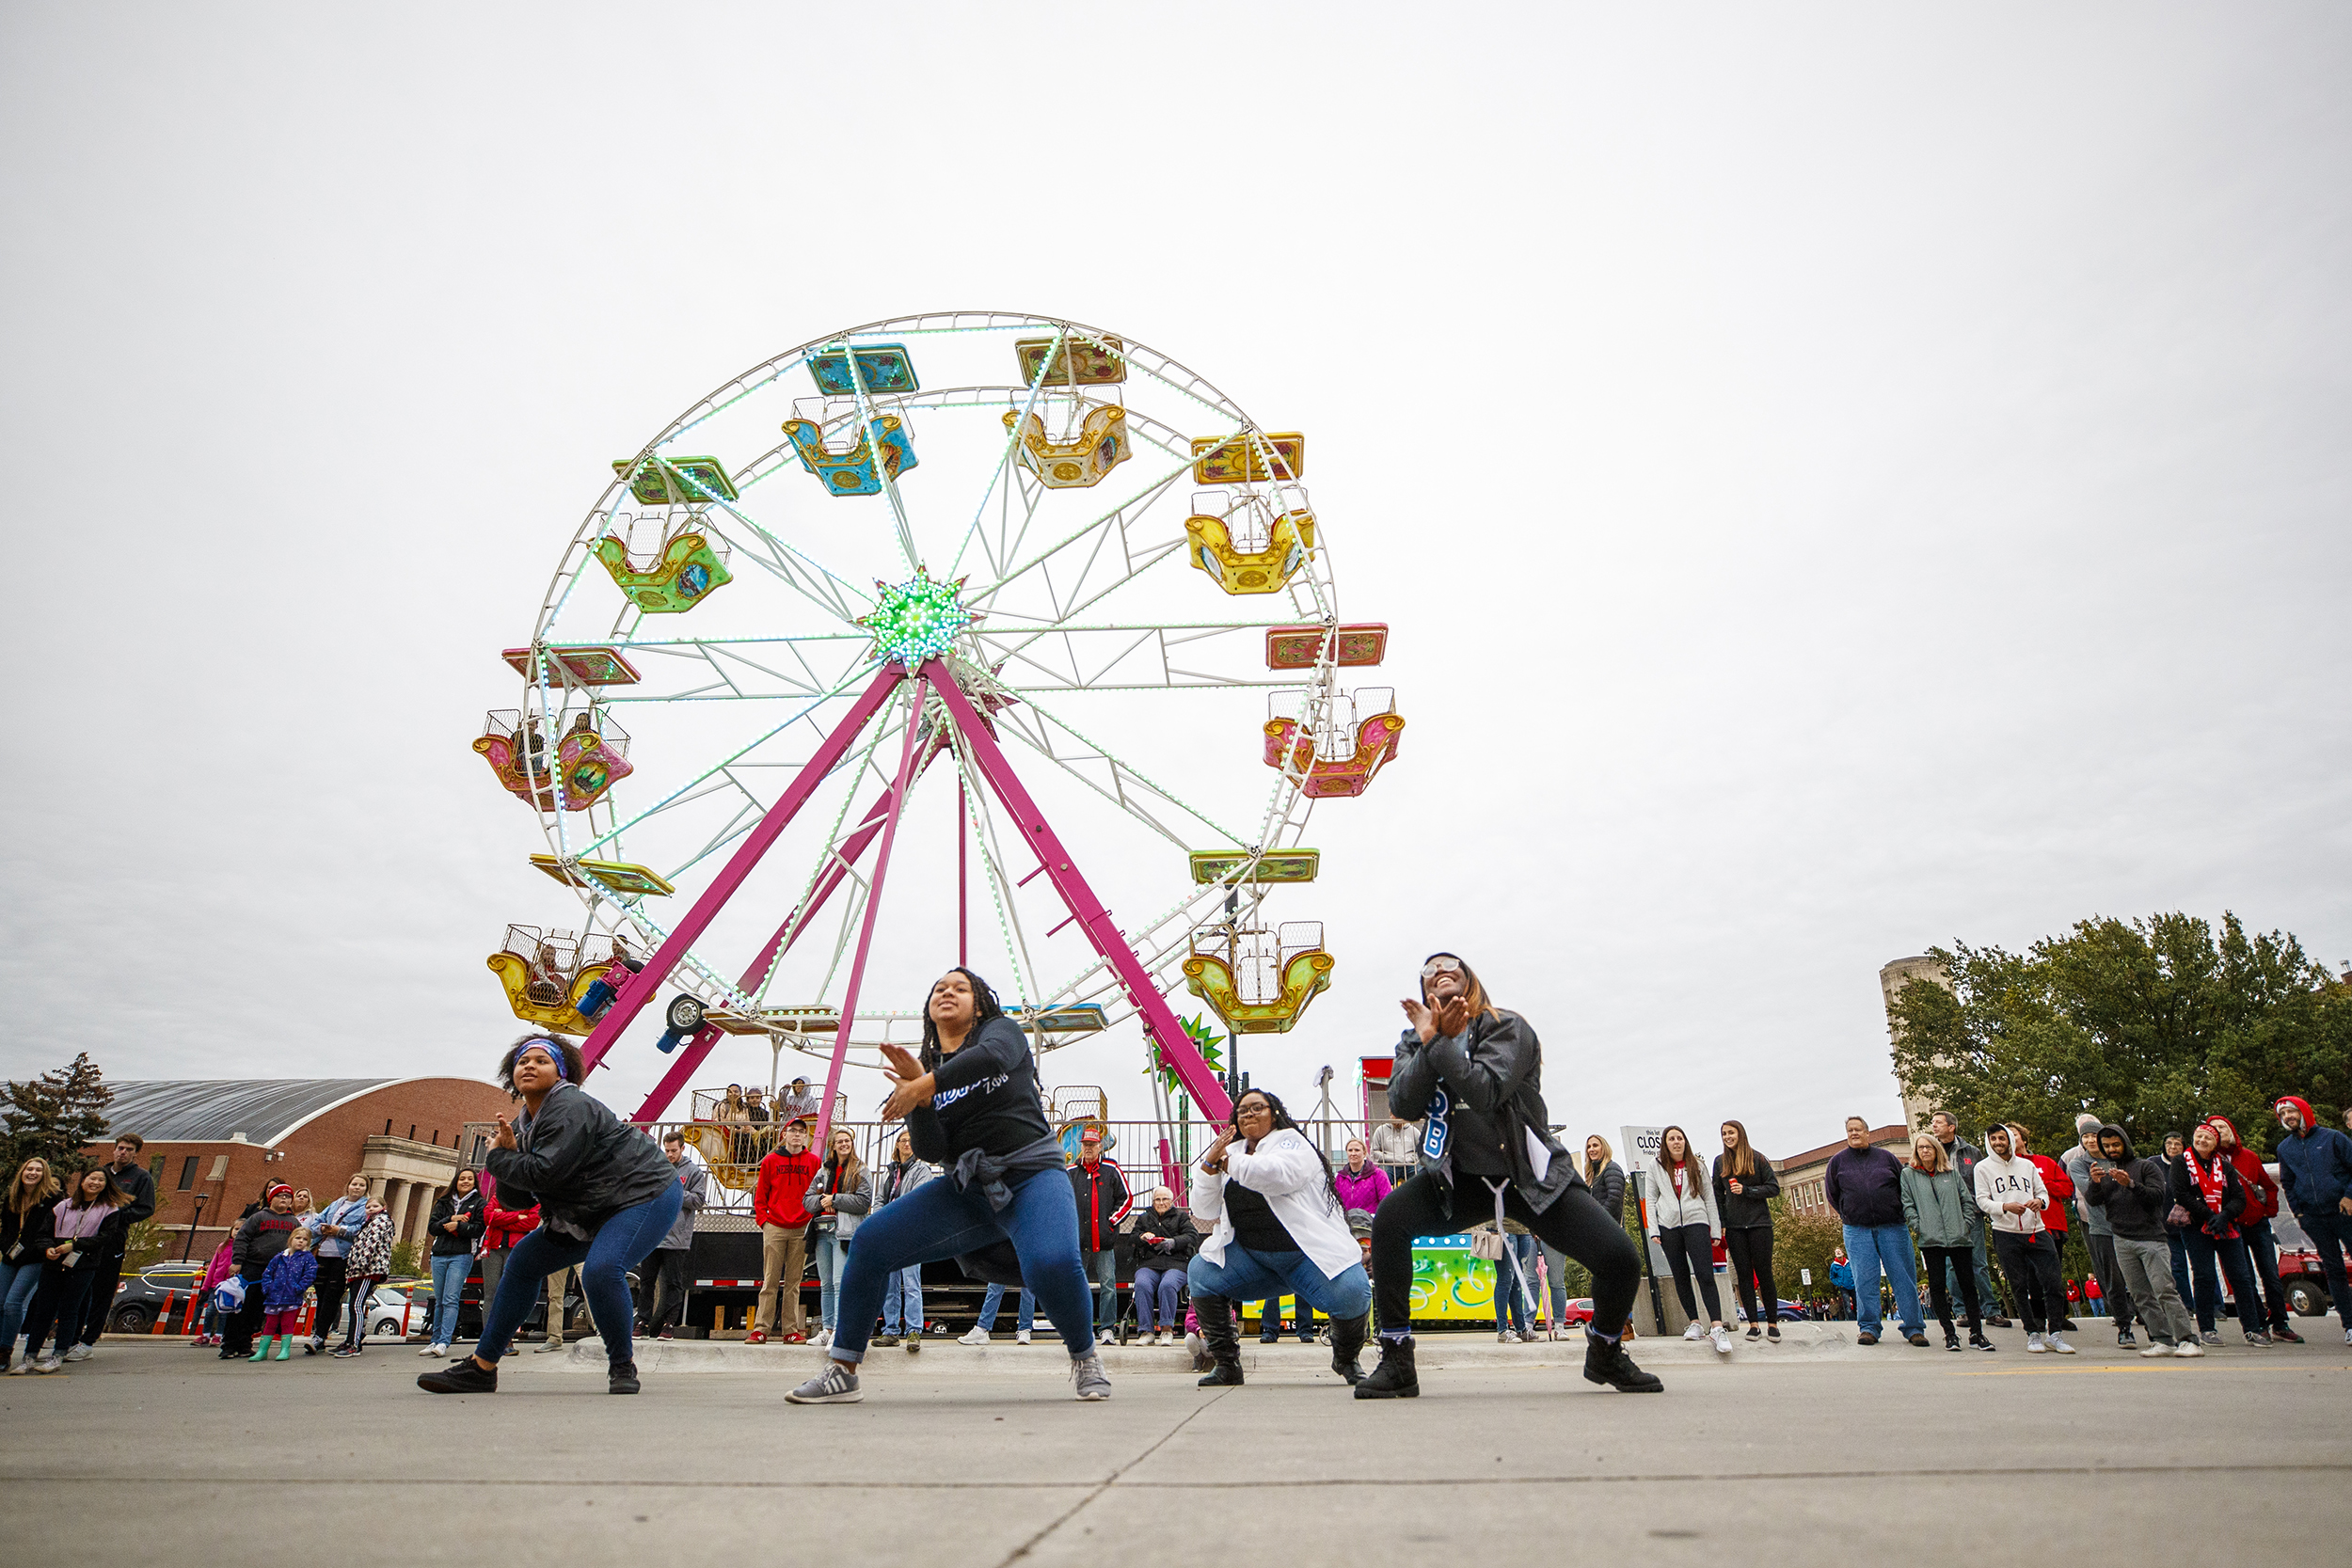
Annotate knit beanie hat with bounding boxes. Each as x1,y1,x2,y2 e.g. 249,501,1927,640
2074,1113,2102,1135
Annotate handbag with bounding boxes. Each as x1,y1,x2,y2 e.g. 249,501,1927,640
2164,1203,2191,1229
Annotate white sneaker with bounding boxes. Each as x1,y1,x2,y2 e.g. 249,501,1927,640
2140,1341,2176,1357
957,1326,991,1346
418,1344,440,1356
2172,1339,2205,1357
2026,1333,2047,1353
1682,1322,1706,1340
1015,1329,1032,1345
31,1356,61,1373
815,1328,833,1348
1709,1325,1734,1355
2046,1334,2075,1355
61,1344,92,1363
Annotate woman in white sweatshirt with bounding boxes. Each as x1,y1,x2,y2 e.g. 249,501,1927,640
1186,1088,1373,1389
1646,1126,1731,1354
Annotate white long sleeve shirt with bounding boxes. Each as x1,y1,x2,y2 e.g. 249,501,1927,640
1190,1128,1361,1279
1971,1151,2049,1235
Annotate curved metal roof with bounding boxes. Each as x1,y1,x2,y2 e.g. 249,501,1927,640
102,1080,403,1146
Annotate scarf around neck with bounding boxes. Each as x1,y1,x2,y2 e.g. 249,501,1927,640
2185,1149,2234,1232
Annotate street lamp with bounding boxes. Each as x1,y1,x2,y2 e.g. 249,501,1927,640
183,1193,209,1260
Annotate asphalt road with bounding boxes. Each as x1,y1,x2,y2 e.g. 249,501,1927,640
7,1328,2346,1566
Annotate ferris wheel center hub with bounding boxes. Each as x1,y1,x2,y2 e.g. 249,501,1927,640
859,567,976,669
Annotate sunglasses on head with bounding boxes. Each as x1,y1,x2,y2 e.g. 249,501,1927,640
1420,957,1463,981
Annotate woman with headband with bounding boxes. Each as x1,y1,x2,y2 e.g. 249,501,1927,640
1357,953,1661,1397
418,1035,682,1396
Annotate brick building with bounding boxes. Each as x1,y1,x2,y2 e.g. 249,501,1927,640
1775,1123,1912,1216
88,1078,512,1260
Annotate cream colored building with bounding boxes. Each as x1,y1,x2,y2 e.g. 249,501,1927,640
1879,955,1950,1136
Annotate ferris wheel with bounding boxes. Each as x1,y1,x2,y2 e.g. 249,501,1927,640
473,311,1405,1137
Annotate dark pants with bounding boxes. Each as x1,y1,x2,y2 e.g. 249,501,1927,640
1371,1173,1638,1339
645,1247,691,1333
219,1269,268,1354
2183,1227,2262,1335
1921,1243,1982,1331
2167,1229,2195,1313
309,1256,351,1345
1657,1222,1723,1324
74,1252,127,1347
2238,1217,2288,1330
1991,1229,2066,1335
21,1266,102,1361
2082,1232,2136,1334
1724,1223,1776,1325
2298,1210,2351,1324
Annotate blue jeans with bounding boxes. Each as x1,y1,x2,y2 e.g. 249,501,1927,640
813,1231,850,1330
977,1281,1034,1332
1842,1222,1922,1337
1,1258,42,1357
2167,1228,2195,1313
831,1165,1093,1365
1086,1248,1119,1330
1132,1266,1184,1332
1496,1234,1537,1333
881,1265,923,1335
476,1183,681,1369
1186,1243,1372,1323
428,1253,470,1346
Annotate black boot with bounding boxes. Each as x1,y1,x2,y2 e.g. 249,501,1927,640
1194,1296,1244,1386
609,1360,640,1395
1329,1311,1368,1386
1354,1334,1418,1399
1582,1334,1663,1393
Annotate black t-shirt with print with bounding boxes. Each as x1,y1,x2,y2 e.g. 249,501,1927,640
909,1015,1051,1164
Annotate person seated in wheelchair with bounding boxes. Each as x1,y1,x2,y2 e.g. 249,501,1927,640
1129,1187,1198,1346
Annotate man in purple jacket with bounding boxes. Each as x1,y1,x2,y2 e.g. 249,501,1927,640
1823,1117,1926,1346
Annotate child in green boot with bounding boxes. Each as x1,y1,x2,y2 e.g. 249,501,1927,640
253,1228,317,1362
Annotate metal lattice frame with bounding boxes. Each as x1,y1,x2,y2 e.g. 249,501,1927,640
499,312,1375,1124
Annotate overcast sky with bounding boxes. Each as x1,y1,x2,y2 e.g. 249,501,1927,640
3,4,2345,1163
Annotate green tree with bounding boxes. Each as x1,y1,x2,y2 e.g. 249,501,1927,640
1771,1197,1842,1312
0,1053,114,1180
1888,911,2351,1159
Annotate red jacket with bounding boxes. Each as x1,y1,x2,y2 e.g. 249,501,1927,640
2206,1117,2280,1222
755,1148,819,1228
2026,1154,2074,1233
481,1196,541,1253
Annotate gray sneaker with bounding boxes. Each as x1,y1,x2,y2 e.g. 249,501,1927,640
1071,1352,1111,1401
61,1344,93,1364
786,1362,862,1404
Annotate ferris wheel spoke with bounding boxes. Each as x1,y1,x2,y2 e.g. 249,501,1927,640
946,325,1067,581
986,691,1247,850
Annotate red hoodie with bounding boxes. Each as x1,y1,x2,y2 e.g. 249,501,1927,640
2025,1153,2074,1234
754,1147,819,1228
481,1196,541,1253
2204,1117,2279,1223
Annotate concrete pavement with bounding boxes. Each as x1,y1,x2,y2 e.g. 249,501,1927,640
6,1328,2346,1566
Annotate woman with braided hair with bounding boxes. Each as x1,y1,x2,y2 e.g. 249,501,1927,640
1187,1086,1374,1386
1358,952,1661,1397
787,966,1108,1405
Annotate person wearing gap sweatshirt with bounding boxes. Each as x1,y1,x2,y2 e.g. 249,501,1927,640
2271,1095,2352,1346
1973,1124,2073,1354
1823,1117,1924,1346
2081,1124,2200,1356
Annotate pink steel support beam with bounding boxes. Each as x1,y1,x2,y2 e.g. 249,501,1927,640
922,659,1235,1124
580,665,907,1074
810,685,930,1150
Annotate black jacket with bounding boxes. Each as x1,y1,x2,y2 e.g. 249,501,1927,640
45,1201,130,1275
2080,1126,2169,1241
1712,1151,1781,1228
98,1161,156,1257
485,1083,677,1234
1069,1159,1132,1254
1130,1205,1198,1271
2,1197,57,1267
1586,1160,1627,1225
427,1191,486,1258
1388,1010,1581,1213
2171,1148,2247,1238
